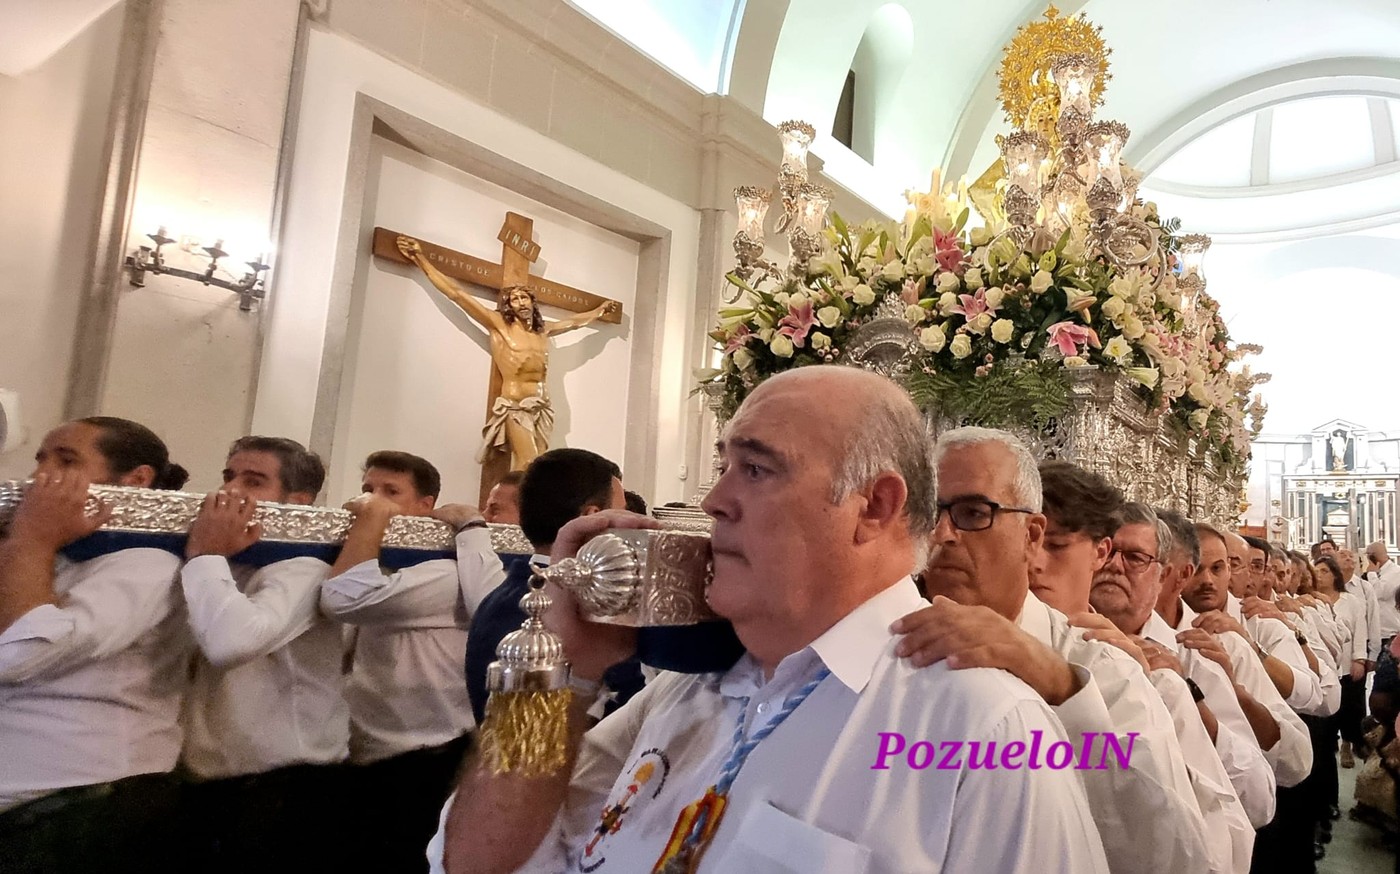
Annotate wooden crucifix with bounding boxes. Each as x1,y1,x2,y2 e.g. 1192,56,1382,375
372,213,623,504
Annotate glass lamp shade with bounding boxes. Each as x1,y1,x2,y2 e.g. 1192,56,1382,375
777,120,816,183
1050,54,1095,119
793,183,831,236
1084,121,1129,192
1177,234,1212,282
1001,131,1050,194
733,186,771,243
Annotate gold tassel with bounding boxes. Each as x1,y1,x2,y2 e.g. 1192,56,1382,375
477,572,572,777
478,686,572,777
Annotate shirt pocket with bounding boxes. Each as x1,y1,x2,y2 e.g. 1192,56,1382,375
726,801,872,874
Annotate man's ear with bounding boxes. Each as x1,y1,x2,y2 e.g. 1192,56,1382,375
118,464,156,488
580,503,603,517
853,472,907,545
1092,536,1112,571
1024,513,1047,551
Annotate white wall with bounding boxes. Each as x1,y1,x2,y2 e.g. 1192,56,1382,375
326,137,639,505
0,3,125,480
1204,224,1400,524
255,27,701,505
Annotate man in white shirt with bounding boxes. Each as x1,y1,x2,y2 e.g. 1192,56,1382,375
322,450,504,873
179,436,350,872
1015,464,1252,874
439,367,1108,874
0,417,190,874
1366,542,1400,667
900,436,1210,874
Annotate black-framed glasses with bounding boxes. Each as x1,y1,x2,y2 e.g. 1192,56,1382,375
935,498,1035,532
1108,547,1160,574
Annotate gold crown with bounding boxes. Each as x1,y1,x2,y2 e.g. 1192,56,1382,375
997,4,1112,128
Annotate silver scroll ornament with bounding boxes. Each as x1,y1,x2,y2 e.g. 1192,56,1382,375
0,481,535,555
538,529,715,626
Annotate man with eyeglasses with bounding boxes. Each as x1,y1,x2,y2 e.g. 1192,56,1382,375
897,427,1209,874
1085,503,1257,873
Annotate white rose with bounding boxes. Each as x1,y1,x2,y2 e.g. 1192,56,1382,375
881,260,905,282
969,226,993,247
1030,270,1054,294
758,327,774,342
853,284,876,306
770,334,795,358
839,274,859,292
991,318,1014,344
904,305,926,324
938,291,959,315
964,267,984,290
811,332,831,351
968,312,993,335
1064,355,1089,368
1187,382,1210,404
950,334,973,359
919,325,946,353
773,292,791,308
1101,297,1126,321
732,348,754,371
937,271,961,293
984,287,1006,309
788,290,809,306
1190,409,1210,432
817,306,842,329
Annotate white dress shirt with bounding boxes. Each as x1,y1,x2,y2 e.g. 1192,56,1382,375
1350,574,1380,661
321,529,505,763
1239,607,1326,716
1018,593,1209,874
433,578,1109,874
1187,617,1313,788
180,555,349,779
1146,606,1277,828
0,548,188,812
1331,591,1369,669
1372,559,1400,645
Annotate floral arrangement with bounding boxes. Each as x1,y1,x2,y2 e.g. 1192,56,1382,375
703,173,1267,476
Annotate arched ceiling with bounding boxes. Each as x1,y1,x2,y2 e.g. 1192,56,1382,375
566,0,1400,229
0,0,124,76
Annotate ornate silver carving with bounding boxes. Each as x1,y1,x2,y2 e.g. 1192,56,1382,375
924,368,1243,526
540,529,716,626
845,292,919,379
0,481,535,554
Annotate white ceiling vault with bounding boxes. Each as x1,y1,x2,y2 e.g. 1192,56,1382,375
568,0,1400,237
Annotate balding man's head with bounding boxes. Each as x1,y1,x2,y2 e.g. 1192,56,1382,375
701,366,934,669
1367,541,1390,566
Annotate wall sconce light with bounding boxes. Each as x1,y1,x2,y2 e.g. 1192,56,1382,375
125,226,271,311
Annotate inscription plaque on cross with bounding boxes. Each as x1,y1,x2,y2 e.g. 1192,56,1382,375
373,212,623,504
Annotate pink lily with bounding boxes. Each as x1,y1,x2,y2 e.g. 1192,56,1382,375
722,323,753,354
932,227,964,273
778,300,817,348
1046,321,1101,357
951,288,998,320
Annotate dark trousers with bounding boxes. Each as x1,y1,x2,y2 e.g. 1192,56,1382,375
1299,712,1339,820
1251,782,1318,874
0,772,183,874
346,733,473,874
184,761,350,874
1340,674,1369,747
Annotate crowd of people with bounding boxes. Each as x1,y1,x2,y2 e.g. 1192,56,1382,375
3,367,1400,873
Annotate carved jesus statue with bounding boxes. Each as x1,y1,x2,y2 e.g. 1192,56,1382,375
397,235,617,469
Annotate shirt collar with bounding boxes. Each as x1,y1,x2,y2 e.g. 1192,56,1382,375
1142,609,1180,651
1015,590,1055,644
530,553,551,567
1225,593,1242,622
720,577,927,698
